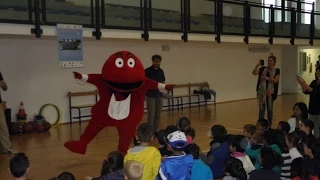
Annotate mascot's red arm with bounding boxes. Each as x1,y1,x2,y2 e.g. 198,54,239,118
73,72,102,86
143,77,174,91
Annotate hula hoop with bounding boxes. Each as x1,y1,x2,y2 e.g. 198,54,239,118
39,104,61,127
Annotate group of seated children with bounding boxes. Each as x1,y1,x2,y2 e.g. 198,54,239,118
7,102,320,180
92,115,320,180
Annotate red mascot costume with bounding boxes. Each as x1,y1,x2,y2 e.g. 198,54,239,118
64,51,173,155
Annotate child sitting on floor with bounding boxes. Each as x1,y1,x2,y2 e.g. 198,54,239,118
189,143,213,180
157,125,179,157
90,151,124,180
277,121,291,135
291,157,319,180
249,147,281,180
246,130,264,166
223,157,247,180
299,119,315,138
256,119,269,132
51,172,75,180
10,153,31,180
201,125,230,179
229,134,255,175
257,129,283,174
176,116,195,145
124,160,144,180
157,131,193,180
176,116,195,154
243,124,256,150
285,131,304,161
125,123,161,180
303,137,320,178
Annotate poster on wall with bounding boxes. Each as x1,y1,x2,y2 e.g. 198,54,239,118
56,24,83,68
300,52,307,72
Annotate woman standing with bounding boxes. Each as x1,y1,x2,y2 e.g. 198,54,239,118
297,67,320,138
252,56,281,128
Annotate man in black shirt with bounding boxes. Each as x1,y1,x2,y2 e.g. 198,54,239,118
298,67,320,138
252,56,280,128
145,55,166,136
0,71,18,154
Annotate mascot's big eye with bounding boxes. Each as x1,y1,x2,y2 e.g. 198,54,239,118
115,58,124,68
127,58,135,68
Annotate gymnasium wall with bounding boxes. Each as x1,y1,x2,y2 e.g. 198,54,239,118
281,46,299,94
73,0,263,18
0,38,282,124
299,48,320,85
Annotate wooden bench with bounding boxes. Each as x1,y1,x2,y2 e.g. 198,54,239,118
165,82,216,110
67,90,98,124
163,94,185,111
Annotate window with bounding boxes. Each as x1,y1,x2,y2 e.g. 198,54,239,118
262,0,282,23
262,0,315,24
304,0,315,24
263,0,276,23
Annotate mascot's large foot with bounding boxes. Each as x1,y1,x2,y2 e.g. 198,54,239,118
64,140,87,155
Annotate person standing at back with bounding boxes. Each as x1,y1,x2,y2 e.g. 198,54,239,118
252,56,280,128
316,55,320,80
0,71,18,155
297,67,320,138
145,55,166,137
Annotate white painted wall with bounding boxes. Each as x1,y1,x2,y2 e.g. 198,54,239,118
0,38,281,124
281,46,299,93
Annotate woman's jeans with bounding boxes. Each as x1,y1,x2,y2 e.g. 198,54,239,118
259,95,274,127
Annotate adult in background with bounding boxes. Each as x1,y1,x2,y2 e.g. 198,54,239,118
297,67,320,138
252,56,280,128
145,55,166,137
0,71,18,154
316,55,320,80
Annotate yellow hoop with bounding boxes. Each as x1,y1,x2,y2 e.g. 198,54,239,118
39,104,62,127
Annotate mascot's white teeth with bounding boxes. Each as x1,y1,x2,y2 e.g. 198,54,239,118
108,93,131,120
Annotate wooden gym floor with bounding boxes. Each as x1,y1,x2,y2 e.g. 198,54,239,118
0,93,308,180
